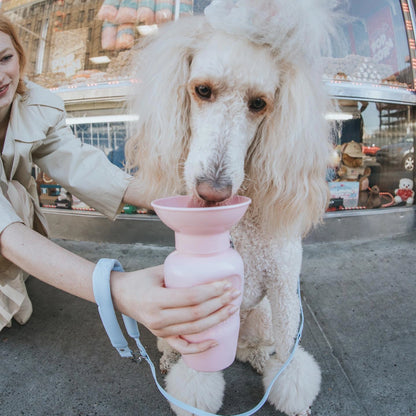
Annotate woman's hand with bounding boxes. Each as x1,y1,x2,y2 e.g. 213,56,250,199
111,265,240,355
1,223,240,355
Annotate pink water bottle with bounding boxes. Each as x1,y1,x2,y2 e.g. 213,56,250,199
151,195,251,372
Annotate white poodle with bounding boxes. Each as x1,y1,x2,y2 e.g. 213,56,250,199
126,1,340,415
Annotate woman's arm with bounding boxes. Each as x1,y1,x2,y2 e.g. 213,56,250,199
122,177,152,209
0,222,239,354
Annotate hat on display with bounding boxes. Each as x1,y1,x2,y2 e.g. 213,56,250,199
342,141,364,158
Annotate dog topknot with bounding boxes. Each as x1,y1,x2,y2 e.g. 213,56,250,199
204,0,343,64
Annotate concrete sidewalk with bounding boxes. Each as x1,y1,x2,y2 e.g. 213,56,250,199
1,232,415,416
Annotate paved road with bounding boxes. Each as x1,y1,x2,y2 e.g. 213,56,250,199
1,232,415,415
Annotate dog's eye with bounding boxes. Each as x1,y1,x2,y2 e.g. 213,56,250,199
195,85,212,100
249,97,267,112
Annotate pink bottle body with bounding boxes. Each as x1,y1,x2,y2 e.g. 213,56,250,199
151,195,251,372
164,244,244,372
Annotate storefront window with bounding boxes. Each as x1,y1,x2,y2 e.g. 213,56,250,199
2,0,414,212
328,100,415,210
325,0,414,89
69,119,133,169
325,0,415,211
1,0,206,88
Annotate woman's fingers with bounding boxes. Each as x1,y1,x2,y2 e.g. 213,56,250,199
112,266,241,341
164,336,218,355
152,287,241,329
158,279,235,308
153,302,238,338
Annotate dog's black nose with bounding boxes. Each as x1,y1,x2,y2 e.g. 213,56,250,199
196,182,232,203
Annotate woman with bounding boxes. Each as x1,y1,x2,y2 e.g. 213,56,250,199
0,14,239,354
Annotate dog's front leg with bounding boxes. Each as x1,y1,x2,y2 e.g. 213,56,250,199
157,337,181,373
262,238,321,416
165,358,225,416
236,297,275,374
230,221,277,374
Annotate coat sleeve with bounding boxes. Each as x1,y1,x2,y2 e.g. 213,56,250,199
0,185,24,235
0,180,34,331
32,106,132,220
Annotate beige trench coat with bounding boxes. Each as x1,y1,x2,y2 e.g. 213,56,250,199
0,81,131,330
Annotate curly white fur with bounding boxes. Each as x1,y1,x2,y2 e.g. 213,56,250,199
263,347,322,416
126,1,341,415
166,358,225,416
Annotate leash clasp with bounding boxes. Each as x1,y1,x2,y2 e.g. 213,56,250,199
130,350,145,364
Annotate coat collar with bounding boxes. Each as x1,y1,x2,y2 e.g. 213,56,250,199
2,82,64,179
6,81,63,144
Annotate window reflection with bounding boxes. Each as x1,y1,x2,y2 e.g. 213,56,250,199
70,120,132,169
2,0,413,212
325,0,414,89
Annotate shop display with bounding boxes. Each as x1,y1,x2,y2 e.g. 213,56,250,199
71,195,94,211
32,52,136,89
327,0,415,89
328,180,395,211
394,178,414,205
96,0,193,50
365,185,382,209
51,28,88,77
97,0,120,21
155,0,174,24
122,204,138,214
324,55,409,88
97,0,138,50
327,97,414,211
101,21,119,50
328,181,360,209
115,23,136,49
333,141,371,206
137,1,156,25
1,0,413,218
55,188,73,209
106,49,136,78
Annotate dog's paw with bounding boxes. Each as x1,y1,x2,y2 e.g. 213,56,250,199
236,344,274,374
159,349,181,374
165,358,225,416
293,408,311,416
263,347,321,416
157,338,181,374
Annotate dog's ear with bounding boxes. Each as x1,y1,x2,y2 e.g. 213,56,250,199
240,0,345,237
245,63,332,237
125,17,206,203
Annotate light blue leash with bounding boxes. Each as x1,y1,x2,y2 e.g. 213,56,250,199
92,258,304,416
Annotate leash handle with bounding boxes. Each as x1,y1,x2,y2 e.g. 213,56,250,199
92,259,133,357
93,258,304,416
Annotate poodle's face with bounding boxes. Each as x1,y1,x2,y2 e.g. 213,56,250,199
184,33,280,204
